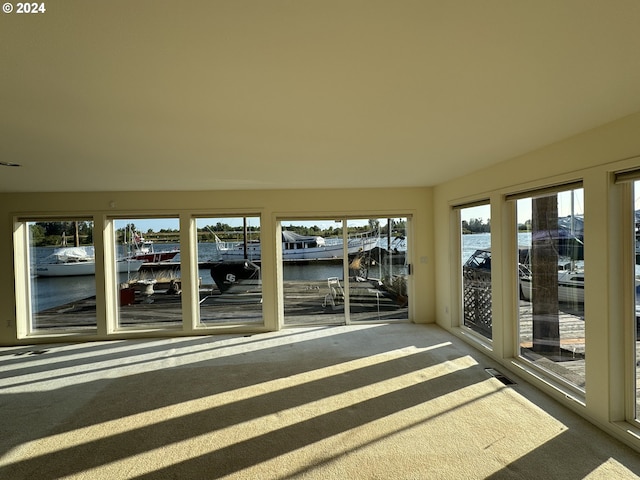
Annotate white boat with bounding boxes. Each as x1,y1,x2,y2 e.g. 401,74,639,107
464,248,586,304
214,230,379,261
36,246,144,277
519,267,585,304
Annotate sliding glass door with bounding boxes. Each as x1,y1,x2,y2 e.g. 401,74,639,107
281,219,346,326
281,217,409,326
348,218,409,322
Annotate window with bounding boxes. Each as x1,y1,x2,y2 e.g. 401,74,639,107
281,218,409,326
459,204,492,340
633,181,640,421
514,185,585,391
114,218,182,330
349,218,409,323
25,219,97,333
196,216,263,326
617,172,640,422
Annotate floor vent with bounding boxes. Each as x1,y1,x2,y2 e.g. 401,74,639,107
485,368,516,385
14,349,49,357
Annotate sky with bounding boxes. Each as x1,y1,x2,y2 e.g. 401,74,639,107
460,189,585,224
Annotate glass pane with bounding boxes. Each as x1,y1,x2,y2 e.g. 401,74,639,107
196,217,263,326
28,220,97,332
349,218,409,322
460,205,492,339
634,181,640,420
282,219,346,326
115,218,182,329
517,188,585,390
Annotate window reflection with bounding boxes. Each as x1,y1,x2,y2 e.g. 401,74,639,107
281,218,409,326
460,205,492,340
517,188,585,390
115,218,182,329
633,181,640,420
196,217,263,326
27,220,97,332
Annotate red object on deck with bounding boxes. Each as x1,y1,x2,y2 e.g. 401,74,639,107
120,288,135,306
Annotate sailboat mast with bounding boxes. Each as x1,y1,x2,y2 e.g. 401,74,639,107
243,217,248,260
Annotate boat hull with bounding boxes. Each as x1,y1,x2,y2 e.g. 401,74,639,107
206,260,261,292
519,271,585,304
131,251,179,263
36,259,144,277
216,237,379,262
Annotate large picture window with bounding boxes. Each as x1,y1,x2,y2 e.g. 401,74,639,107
113,218,182,330
195,216,263,326
514,185,585,391
25,219,97,333
14,213,408,336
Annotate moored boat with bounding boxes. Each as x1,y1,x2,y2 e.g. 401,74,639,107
463,248,586,304
127,231,179,263
36,246,144,277
205,259,261,293
519,266,585,303
215,230,379,262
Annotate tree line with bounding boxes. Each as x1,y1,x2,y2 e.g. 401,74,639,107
29,222,93,246
29,218,402,247
462,218,490,234
462,217,534,234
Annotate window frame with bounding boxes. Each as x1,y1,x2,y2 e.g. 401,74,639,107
509,183,587,396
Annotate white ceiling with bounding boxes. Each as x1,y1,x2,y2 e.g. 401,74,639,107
2,1,640,193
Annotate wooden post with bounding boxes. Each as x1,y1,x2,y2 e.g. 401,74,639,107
74,221,80,247
243,217,248,260
531,195,561,357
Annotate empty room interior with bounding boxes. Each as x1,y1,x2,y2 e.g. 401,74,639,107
3,1,640,478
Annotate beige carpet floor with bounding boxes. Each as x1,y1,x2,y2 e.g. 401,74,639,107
0,323,639,479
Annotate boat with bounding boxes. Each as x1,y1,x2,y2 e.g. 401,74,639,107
36,246,144,277
518,264,585,303
126,230,179,263
205,259,261,293
214,230,379,261
463,248,586,304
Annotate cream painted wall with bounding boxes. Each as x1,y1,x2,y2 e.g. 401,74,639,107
0,187,434,345
433,112,640,452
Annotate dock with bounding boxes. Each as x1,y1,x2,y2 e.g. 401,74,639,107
32,278,409,331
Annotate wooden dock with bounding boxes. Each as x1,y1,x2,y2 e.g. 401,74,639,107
32,278,408,330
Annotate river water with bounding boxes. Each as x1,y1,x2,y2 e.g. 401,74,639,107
462,232,536,263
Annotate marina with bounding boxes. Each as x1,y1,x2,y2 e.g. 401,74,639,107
28,235,410,330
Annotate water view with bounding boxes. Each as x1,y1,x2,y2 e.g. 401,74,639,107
30,238,408,313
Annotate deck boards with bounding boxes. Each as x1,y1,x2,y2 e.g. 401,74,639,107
32,279,408,330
